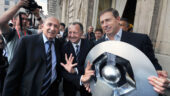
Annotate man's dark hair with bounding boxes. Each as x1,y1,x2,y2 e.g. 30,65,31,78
120,18,129,27
95,28,103,34
99,8,119,18
0,35,4,47
71,22,83,32
60,23,65,28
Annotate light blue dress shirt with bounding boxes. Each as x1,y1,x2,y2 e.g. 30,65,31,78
42,34,57,83
105,29,123,65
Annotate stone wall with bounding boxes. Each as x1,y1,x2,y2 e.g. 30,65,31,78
60,0,90,33
133,0,170,79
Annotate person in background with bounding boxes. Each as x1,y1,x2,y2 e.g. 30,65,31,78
85,26,95,41
94,28,103,42
119,18,130,32
0,35,8,96
57,23,65,38
0,0,41,64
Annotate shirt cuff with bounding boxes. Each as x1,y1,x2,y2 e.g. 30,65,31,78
80,75,83,86
74,67,79,74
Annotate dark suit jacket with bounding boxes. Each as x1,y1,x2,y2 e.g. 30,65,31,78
85,32,96,41
61,39,94,89
96,31,162,70
2,34,62,96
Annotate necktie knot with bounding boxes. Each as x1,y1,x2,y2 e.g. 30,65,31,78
47,41,53,49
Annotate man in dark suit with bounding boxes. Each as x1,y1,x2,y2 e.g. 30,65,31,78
92,8,169,95
61,22,94,96
2,17,62,96
85,26,95,41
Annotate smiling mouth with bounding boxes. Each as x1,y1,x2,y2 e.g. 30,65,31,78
48,31,56,34
104,27,111,32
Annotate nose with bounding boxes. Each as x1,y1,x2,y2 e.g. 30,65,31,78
71,32,74,37
50,25,55,30
103,21,108,28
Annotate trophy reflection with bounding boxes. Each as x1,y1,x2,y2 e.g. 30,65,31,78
90,52,135,96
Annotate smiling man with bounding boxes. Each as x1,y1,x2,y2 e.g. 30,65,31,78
95,8,169,95
2,17,62,96
61,22,94,96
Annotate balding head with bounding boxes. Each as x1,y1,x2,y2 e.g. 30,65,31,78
42,17,60,40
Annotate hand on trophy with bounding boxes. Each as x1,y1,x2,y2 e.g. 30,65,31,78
84,82,91,92
148,70,170,94
60,54,77,74
81,61,94,83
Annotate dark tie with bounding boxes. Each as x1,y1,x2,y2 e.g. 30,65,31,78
75,45,79,62
41,41,53,96
75,45,79,56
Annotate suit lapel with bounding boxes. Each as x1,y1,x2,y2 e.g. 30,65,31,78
121,31,129,42
37,34,46,61
68,41,76,57
54,39,61,64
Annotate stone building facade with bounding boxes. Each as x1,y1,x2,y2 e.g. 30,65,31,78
0,0,18,16
48,1,170,94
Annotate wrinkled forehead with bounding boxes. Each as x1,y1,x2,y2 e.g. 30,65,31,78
100,12,115,21
44,17,60,25
69,24,81,32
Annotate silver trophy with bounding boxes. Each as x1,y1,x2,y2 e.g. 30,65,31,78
85,41,158,96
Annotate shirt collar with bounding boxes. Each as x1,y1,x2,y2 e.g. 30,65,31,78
72,39,81,48
105,29,122,41
42,33,55,44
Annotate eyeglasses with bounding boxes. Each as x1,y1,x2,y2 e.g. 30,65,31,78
68,31,80,35
119,23,125,26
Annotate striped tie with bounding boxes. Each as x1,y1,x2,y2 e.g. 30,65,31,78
41,41,53,96
75,45,79,56
75,45,79,62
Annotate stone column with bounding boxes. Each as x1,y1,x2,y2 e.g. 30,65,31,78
154,0,170,78
115,0,127,17
133,0,155,35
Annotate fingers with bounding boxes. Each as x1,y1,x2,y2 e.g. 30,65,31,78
148,76,169,87
65,53,74,63
157,70,168,78
72,63,77,67
84,83,91,92
86,61,92,70
65,53,68,62
68,53,73,61
148,76,168,94
70,55,74,64
60,62,65,68
86,70,95,75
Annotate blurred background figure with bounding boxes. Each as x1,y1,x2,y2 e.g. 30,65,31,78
57,23,66,38
94,28,103,42
85,26,95,41
0,35,8,96
119,18,130,32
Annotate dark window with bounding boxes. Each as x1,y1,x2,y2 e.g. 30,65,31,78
4,8,8,11
5,0,9,5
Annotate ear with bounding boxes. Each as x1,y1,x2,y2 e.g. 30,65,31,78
116,16,120,21
41,24,44,28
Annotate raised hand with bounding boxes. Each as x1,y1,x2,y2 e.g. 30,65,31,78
81,61,94,83
17,0,29,8
148,70,170,94
60,54,77,74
